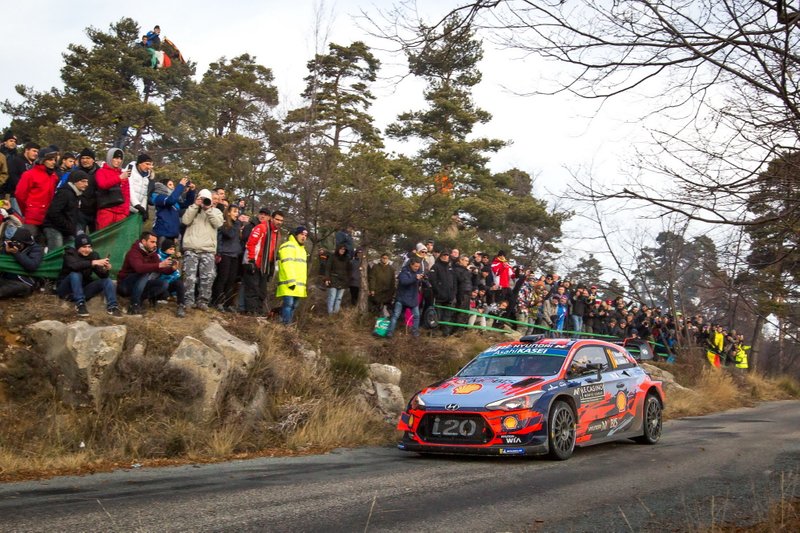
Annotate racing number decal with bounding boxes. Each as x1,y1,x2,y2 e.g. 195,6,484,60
432,417,478,437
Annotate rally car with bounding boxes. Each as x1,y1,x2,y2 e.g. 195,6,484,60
397,336,664,459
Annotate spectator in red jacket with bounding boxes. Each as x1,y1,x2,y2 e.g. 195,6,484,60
117,231,173,315
491,250,515,302
242,209,283,315
95,148,131,230
15,145,59,230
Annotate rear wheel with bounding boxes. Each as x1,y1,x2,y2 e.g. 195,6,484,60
634,393,662,444
547,401,576,460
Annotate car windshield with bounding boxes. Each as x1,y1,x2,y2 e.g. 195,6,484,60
458,352,566,377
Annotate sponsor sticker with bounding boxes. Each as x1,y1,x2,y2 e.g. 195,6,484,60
501,435,523,444
615,391,627,412
483,345,569,357
587,420,608,433
499,447,525,455
453,383,482,395
576,383,605,402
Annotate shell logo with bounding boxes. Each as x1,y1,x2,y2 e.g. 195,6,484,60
615,391,627,412
502,416,520,430
453,383,483,395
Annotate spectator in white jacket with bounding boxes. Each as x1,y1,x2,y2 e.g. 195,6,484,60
181,188,224,311
128,153,153,221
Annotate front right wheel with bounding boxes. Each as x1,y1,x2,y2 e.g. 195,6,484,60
547,400,576,460
634,393,663,444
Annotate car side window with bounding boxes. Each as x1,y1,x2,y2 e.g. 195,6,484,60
607,347,635,369
572,346,611,372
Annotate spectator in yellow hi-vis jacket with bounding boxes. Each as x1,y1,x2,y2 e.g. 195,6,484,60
276,226,308,325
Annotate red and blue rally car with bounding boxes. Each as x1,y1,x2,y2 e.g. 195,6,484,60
397,336,664,459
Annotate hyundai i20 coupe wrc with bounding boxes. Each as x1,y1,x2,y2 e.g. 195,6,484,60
397,336,664,459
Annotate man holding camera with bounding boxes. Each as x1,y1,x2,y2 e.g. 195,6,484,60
0,227,43,299
117,231,173,315
384,256,424,338
181,188,223,311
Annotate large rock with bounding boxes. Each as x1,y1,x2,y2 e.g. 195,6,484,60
169,336,229,412
368,363,402,386
25,320,85,405
67,321,127,404
373,382,405,416
641,363,691,394
25,320,127,406
25,320,69,363
201,322,258,370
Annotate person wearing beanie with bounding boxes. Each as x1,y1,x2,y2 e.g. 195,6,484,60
14,144,59,229
75,148,100,232
0,132,17,160
56,233,122,318
129,153,154,221
0,226,43,300
42,170,90,251
156,238,187,318
95,147,131,230
276,225,308,324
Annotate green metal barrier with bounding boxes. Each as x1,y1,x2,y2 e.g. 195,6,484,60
432,303,668,350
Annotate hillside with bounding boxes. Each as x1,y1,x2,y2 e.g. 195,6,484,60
0,293,798,482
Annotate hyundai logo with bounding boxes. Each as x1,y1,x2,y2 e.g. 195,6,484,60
445,403,459,411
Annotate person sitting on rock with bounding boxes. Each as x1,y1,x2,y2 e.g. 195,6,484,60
56,233,122,317
0,227,43,299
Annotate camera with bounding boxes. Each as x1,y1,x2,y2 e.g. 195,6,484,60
202,197,212,207
4,240,21,248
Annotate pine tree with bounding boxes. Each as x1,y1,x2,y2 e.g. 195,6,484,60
3,18,195,154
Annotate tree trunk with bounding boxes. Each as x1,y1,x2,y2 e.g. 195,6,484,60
750,315,765,372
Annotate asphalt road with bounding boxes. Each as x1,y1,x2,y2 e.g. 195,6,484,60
1,400,798,533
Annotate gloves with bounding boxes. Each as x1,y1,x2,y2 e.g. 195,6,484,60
135,205,148,221
245,261,255,274
289,285,296,291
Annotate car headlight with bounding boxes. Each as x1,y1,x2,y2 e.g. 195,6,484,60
485,391,543,411
409,393,426,410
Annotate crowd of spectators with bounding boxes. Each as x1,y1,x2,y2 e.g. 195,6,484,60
0,135,309,323
0,132,749,367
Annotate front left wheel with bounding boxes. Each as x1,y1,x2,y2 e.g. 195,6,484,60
634,393,662,444
547,400,576,460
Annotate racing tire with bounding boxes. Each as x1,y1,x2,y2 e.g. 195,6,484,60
634,393,662,444
547,400,576,460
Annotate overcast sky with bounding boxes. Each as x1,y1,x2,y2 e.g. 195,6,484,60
2,0,658,270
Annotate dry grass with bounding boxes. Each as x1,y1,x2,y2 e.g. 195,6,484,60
664,365,799,419
286,398,393,450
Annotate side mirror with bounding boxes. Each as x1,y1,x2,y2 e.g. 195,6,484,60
585,362,604,382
